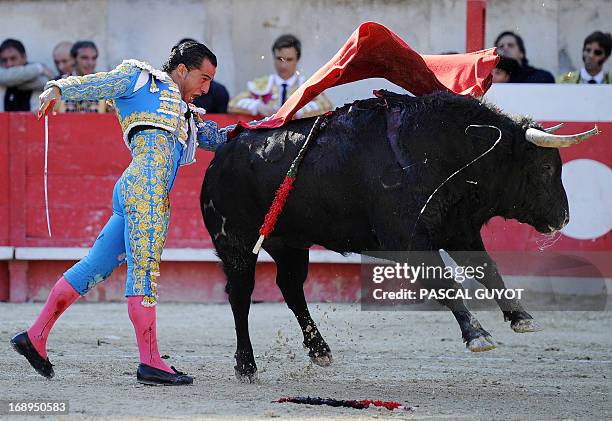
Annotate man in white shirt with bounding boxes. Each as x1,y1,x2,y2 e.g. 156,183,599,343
229,34,332,118
558,31,611,84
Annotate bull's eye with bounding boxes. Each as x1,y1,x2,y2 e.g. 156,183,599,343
542,163,554,173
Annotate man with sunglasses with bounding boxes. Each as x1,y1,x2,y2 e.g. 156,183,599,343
558,31,611,84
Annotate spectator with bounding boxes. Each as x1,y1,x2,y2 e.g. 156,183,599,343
494,31,555,83
0,38,52,112
229,34,332,118
71,40,98,76
177,38,230,112
52,41,74,78
492,57,520,83
58,40,108,112
558,31,611,84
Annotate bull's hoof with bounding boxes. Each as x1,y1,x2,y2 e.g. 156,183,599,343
304,340,333,367
310,352,333,367
467,335,497,352
234,367,258,383
511,318,542,333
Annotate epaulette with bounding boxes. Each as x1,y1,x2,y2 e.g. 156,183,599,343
247,75,273,96
557,71,579,84
121,59,172,83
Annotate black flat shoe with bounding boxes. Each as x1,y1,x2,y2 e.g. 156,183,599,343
10,331,55,379
136,363,193,386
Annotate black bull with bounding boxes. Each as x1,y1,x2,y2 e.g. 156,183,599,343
201,90,569,382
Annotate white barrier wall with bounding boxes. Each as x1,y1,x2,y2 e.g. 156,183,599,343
484,84,612,122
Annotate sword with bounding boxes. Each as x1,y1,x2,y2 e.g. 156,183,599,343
44,114,51,237
39,97,56,238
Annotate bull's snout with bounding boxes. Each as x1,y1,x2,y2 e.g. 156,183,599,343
561,210,570,228
547,209,569,233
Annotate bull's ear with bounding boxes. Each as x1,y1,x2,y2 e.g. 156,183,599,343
525,126,600,148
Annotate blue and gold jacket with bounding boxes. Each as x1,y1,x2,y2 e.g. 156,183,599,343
46,59,231,165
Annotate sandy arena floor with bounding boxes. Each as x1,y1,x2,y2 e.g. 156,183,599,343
1,302,610,420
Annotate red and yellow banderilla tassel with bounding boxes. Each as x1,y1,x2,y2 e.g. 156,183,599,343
252,115,326,254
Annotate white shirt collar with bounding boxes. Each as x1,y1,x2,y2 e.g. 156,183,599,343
580,67,605,84
272,73,299,88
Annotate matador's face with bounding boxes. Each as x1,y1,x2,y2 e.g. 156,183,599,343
178,58,216,103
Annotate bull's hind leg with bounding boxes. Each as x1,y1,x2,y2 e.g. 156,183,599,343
265,243,333,366
216,239,259,383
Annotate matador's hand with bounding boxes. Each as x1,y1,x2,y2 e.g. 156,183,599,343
38,86,61,119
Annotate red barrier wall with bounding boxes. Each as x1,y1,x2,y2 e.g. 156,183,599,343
21,260,362,304
1,113,610,302
19,113,249,248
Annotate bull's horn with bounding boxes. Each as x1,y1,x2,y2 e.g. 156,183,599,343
525,126,600,148
544,123,564,133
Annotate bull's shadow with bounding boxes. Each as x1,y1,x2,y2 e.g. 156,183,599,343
201,90,596,382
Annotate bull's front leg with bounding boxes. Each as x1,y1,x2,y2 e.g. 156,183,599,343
417,252,497,352
446,236,542,333
376,223,495,352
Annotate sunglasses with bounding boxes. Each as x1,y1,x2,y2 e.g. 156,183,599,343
584,47,604,56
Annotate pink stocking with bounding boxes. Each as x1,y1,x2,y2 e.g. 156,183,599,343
127,296,173,373
27,276,80,359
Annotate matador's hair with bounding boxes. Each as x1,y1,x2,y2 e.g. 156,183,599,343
162,41,217,73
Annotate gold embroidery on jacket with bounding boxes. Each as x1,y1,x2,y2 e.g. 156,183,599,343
120,130,176,305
